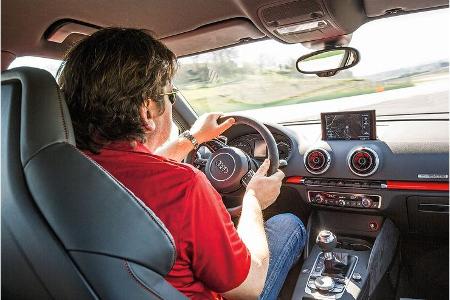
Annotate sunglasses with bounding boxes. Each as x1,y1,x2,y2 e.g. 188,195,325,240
159,87,179,105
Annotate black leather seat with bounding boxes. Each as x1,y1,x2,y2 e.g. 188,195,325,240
1,67,187,299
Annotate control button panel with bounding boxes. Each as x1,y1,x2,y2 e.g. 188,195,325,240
308,191,381,209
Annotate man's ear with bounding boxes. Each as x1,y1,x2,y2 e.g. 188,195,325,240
139,102,156,132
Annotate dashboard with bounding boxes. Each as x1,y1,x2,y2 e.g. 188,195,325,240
224,113,449,182
221,112,449,235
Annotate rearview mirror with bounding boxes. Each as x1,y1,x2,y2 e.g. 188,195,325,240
296,47,360,77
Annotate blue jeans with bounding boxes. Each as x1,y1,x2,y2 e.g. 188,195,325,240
260,213,307,300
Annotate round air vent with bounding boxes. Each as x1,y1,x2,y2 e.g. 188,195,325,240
348,147,379,177
304,148,331,174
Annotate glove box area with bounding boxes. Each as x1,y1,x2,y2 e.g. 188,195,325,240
406,196,449,235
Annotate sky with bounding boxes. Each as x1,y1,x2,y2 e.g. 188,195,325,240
10,9,449,78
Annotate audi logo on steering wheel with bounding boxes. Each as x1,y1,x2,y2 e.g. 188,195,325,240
215,160,229,174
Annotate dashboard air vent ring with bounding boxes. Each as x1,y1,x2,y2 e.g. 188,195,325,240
348,147,379,177
304,148,331,175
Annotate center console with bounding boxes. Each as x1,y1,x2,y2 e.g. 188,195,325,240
291,218,399,300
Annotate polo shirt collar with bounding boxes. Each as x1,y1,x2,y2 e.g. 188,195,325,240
103,140,152,154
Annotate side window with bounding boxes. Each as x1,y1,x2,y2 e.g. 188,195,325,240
9,56,62,76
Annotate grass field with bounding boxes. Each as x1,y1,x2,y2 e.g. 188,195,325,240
178,71,417,114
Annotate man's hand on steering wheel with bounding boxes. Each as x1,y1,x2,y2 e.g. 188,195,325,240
245,159,285,210
190,113,235,144
187,113,280,215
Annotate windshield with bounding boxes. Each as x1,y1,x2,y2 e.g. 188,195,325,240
174,9,449,123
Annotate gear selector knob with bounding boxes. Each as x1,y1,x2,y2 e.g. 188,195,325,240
316,230,337,255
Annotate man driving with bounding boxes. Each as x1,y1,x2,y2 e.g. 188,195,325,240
58,27,306,300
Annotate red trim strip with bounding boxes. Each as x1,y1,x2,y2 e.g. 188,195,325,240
286,176,303,184
387,181,449,192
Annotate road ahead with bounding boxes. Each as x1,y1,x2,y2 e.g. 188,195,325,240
237,79,449,123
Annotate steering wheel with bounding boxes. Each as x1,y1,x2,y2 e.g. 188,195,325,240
189,115,279,216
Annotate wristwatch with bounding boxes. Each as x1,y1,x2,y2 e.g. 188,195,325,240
180,130,199,150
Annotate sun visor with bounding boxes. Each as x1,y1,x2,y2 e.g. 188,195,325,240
43,18,265,57
161,19,265,57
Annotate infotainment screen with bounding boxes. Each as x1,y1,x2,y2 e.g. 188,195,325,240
321,110,376,140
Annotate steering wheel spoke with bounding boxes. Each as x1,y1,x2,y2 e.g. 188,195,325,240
240,169,255,188
193,157,208,167
202,138,227,153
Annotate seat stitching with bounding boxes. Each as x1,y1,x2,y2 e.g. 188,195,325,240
124,260,164,299
54,83,68,141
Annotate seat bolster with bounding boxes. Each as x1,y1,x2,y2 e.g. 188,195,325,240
70,251,187,300
24,142,176,274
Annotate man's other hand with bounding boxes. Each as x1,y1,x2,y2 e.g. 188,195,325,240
190,113,235,144
245,159,285,210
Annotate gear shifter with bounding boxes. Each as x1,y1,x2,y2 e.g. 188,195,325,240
316,230,337,260
316,230,348,277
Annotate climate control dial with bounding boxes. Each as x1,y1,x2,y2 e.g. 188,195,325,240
361,197,373,208
314,194,325,204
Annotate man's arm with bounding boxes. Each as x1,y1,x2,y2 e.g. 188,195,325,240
154,134,197,162
223,160,285,300
155,113,235,162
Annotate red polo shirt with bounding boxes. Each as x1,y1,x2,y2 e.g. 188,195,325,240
84,141,251,299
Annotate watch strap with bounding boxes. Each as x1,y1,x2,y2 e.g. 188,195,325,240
181,130,199,149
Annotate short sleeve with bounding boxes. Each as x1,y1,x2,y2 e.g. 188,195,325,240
181,171,251,293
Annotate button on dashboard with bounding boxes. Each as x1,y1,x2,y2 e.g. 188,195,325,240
361,182,370,188
327,180,336,186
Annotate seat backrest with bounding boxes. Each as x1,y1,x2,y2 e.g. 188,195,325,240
1,67,187,300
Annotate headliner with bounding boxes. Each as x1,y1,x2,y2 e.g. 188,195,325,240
2,0,251,59
1,0,448,66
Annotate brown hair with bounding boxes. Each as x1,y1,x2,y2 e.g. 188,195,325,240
57,27,177,153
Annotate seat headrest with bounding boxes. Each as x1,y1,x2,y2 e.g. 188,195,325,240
1,67,75,166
